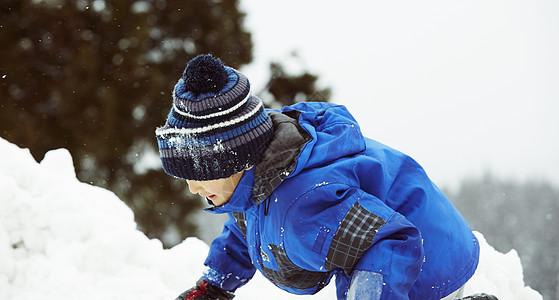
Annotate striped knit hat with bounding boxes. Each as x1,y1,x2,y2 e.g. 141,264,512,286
155,54,274,181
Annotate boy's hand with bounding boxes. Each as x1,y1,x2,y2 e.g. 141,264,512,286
175,278,234,300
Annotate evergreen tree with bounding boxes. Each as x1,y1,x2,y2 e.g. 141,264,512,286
0,0,330,247
266,61,331,107
0,0,252,247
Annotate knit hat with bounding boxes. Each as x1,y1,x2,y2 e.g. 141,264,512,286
155,54,274,181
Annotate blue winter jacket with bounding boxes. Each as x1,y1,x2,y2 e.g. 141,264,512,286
202,102,479,299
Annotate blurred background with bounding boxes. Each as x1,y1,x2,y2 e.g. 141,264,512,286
1,0,557,299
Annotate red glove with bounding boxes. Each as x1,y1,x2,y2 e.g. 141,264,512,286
175,278,235,300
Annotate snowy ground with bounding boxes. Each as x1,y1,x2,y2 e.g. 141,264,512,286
0,137,543,300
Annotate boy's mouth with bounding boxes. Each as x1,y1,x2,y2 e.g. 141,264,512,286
205,195,217,206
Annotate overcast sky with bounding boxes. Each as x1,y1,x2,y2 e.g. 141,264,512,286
239,0,559,190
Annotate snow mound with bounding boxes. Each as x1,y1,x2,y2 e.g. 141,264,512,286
0,138,542,300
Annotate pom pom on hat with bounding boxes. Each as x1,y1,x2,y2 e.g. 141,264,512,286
155,54,274,181
182,54,229,95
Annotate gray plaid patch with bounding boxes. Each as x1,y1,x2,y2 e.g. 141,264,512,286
261,244,329,291
325,202,386,275
231,211,247,238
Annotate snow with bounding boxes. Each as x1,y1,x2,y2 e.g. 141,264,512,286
0,137,542,300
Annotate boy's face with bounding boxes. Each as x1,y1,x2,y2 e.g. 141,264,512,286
186,170,245,206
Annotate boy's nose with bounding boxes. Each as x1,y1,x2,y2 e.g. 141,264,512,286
186,180,202,195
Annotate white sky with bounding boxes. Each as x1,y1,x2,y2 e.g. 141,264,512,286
239,0,559,190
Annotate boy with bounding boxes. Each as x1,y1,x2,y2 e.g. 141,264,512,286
155,54,497,300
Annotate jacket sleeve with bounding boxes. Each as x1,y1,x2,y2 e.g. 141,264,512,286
346,210,424,300
202,213,256,292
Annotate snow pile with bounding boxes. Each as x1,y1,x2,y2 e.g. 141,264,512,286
0,137,542,300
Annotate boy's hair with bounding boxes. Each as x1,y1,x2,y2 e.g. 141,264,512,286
155,54,274,181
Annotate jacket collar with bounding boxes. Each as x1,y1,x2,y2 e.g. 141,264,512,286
252,110,311,205
205,167,256,214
